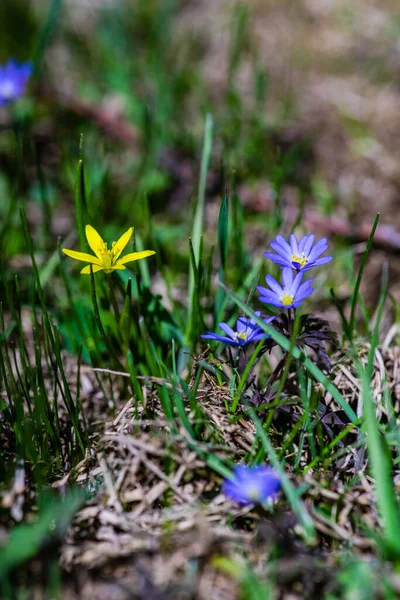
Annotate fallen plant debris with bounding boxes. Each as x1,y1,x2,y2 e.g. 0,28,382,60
41,340,400,597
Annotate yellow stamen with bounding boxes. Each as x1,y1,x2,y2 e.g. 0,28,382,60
246,485,261,501
280,293,294,307
291,253,307,268
62,225,155,275
234,331,248,342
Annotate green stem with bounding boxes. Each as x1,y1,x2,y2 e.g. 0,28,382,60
287,307,293,335
267,354,286,388
107,274,120,322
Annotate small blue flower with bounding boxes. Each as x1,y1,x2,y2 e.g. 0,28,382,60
264,233,332,272
201,312,275,347
0,60,32,106
223,464,281,505
257,267,314,309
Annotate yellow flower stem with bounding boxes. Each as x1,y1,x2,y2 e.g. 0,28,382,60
89,266,124,371
106,273,120,322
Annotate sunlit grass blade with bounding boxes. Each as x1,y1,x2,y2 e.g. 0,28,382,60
186,113,213,345
366,261,388,378
349,213,379,341
215,190,229,323
356,261,400,556
218,189,229,273
134,233,151,288
358,363,400,557
39,232,75,289
231,185,246,283
75,135,89,250
186,236,202,344
194,116,213,259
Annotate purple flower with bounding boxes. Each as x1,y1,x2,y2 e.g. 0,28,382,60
257,267,314,309
264,233,332,272
201,312,275,347
223,464,281,505
0,60,32,106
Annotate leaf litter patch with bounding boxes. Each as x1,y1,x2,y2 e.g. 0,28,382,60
47,340,400,598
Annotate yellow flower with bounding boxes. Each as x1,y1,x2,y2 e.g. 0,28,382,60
62,225,155,274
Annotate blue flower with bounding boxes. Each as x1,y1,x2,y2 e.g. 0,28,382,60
264,233,332,272
0,60,32,106
257,267,314,309
201,312,275,347
223,464,281,505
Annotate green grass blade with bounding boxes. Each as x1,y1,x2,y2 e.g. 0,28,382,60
186,113,213,345
221,282,358,423
89,266,124,371
349,213,379,341
359,364,400,556
215,190,229,323
356,262,400,555
231,185,246,283
218,189,229,272
119,278,132,350
75,136,89,250
20,207,87,456
231,338,265,413
192,113,213,265
249,407,315,541
367,261,388,378
39,232,75,289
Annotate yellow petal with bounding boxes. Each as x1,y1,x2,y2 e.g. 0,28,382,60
80,264,104,274
113,227,133,260
62,248,102,265
85,225,105,259
117,250,156,266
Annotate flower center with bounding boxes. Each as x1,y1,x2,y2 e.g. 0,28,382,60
101,253,113,272
245,484,261,501
0,80,16,99
291,253,307,268
234,331,248,342
280,293,294,307
111,241,120,257
96,240,120,272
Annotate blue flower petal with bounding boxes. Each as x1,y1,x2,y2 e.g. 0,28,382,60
313,256,332,267
200,333,237,345
265,233,331,273
223,465,281,505
265,274,283,296
218,322,236,339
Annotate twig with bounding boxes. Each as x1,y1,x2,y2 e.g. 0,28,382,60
241,186,400,253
